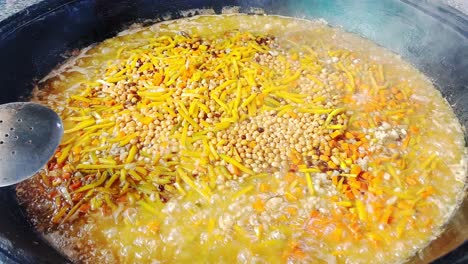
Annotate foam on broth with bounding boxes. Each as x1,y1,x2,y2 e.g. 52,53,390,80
17,14,467,264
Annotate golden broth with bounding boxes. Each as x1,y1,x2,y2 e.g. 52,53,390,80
17,14,466,264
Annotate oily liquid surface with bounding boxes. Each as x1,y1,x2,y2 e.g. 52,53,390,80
17,15,466,264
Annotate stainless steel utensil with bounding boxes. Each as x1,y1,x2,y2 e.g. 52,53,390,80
0,102,63,187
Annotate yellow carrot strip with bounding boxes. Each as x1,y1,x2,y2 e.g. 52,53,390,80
216,139,226,147
177,101,200,129
103,104,123,113
64,119,95,133
234,81,242,109
232,58,240,76
241,93,257,108
105,171,120,188
396,217,407,238
421,153,437,170
180,122,188,148
104,193,117,210
213,121,232,131
118,168,127,182
197,102,210,114
52,205,70,224
202,139,212,159
324,108,346,126
138,62,153,72
107,133,137,144
62,191,94,222
57,144,73,164
221,117,237,123
284,192,298,201
274,91,305,103
181,93,202,99
299,168,320,173
98,158,116,165
244,71,256,87
336,201,353,207
126,145,138,163
135,166,147,175
133,113,153,125
214,80,236,93
83,122,115,131
311,96,326,103
188,100,199,117
116,133,135,145
128,170,142,181
105,75,126,83
248,42,268,52
337,62,355,88
209,142,219,160
211,94,229,111
264,96,281,107
280,70,301,84
174,182,187,195
232,147,242,162
369,71,386,92
177,168,211,201
199,180,212,194
262,84,288,94
74,171,108,193
219,154,253,174
278,106,296,117
305,172,315,196
76,164,124,170
82,145,109,153
327,125,346,130
247,101,257,116
215,165,232,180
137,200,159,215
89,152,97,164
386,164,402,186
138,91,173,101
298,108,333,114
355,199,367,221
380,205,393,224
158,105,175,118
164,74,180,87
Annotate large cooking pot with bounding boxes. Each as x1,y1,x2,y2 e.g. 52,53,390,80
0,0,466,263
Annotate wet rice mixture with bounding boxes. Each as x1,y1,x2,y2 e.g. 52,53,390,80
17,14,467,263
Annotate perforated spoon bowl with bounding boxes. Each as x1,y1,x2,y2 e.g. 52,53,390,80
0,102,63,187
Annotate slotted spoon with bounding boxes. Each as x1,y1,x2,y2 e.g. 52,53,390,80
0,102,63,187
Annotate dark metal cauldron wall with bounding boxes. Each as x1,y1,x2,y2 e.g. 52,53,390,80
0,0,466,263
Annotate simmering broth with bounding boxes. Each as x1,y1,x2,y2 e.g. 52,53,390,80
17,14,467,263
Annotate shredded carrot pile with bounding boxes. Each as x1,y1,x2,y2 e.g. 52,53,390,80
40,30,442,238
43,31,350,222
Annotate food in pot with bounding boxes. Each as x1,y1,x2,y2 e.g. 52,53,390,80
16,14,467,263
